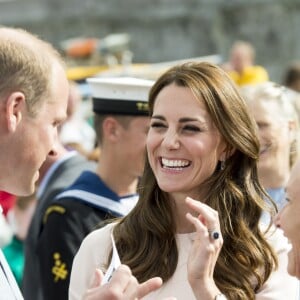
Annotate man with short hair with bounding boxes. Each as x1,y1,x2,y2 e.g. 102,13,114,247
0,28,162,300
0,26,69,299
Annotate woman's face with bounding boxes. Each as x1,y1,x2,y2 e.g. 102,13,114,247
248,99,291,176
147,83,227,199
275,163,300,279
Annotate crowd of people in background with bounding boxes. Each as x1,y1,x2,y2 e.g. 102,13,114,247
0,27,300,300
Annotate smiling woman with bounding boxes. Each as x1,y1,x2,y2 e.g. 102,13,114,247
69,62,299,300
146,82,227,196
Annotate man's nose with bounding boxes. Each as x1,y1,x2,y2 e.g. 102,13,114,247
48,137,60,157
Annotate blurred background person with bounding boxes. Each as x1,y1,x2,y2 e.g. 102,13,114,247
35,77,153,300
223,40,269,86
59,81,96,157
282,62,300,128
282,62,300,93
242,82,299,223
23,140,96,300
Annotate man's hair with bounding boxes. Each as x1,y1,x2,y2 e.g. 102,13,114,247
93,114,133,146
0,27,64,116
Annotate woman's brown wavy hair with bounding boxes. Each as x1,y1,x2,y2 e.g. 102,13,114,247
110,62,278,299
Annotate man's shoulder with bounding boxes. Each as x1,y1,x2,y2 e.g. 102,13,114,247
59,154,96,173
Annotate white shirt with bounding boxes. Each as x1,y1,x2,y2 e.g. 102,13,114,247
69,223,299,300
0,249,23,300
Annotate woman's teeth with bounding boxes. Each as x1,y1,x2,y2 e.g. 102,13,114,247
161,158,190,169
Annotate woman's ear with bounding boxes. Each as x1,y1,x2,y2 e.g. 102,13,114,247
6,92,25,132
220,145,236,162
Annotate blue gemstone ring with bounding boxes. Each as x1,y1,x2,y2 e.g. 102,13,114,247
209,230,220,240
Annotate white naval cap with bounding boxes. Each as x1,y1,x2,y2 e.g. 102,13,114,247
87,77,154,116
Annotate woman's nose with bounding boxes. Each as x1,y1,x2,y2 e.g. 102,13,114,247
163,130,180,149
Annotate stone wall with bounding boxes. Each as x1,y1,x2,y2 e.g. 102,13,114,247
1,0,300,82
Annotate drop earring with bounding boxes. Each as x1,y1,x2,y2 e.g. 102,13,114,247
220,160,225,170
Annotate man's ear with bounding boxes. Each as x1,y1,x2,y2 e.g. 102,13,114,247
102,117,121,142
6,92,25,132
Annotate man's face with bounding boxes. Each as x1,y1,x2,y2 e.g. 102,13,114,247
4,63,68,196
117,116,150,179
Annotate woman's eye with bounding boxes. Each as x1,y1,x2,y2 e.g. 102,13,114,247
257,123,269,130
183,125,201,132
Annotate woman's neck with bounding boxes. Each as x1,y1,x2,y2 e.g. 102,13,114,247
170,193,201,233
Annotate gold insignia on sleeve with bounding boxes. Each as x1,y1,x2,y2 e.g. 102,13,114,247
43,205,66,224
52,252,68,282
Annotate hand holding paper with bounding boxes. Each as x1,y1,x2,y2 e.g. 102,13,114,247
83,233,165,300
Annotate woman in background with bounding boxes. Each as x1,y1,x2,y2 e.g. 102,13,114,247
242,82,299,223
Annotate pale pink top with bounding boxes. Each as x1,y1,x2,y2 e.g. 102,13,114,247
69,223,299,300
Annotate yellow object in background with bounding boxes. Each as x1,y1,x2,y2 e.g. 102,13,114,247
66,65,109,82
229,65,269,86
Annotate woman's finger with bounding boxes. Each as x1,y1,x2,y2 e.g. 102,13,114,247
137,277,163,299
90,269,103,288
185,197,220,233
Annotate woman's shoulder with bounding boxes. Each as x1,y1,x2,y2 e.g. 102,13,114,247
83,222,117,245
73,222,118,274
70,221,119,299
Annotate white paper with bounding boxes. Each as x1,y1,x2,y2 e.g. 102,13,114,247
101,233,121,285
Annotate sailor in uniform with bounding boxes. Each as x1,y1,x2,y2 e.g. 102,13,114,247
36,77,154,300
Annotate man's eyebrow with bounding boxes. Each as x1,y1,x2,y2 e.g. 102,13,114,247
151,115,165,120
